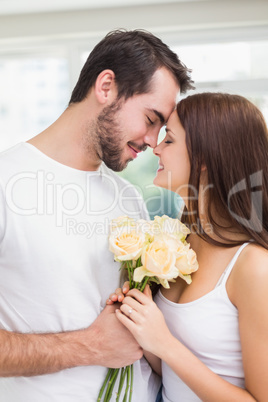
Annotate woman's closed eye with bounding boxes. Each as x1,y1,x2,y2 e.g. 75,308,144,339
163,135,173,144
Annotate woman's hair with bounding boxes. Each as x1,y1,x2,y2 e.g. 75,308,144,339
69,29,194,104
177,92,268,249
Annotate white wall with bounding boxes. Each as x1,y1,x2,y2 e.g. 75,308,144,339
0,0,267,87
0,0,267,46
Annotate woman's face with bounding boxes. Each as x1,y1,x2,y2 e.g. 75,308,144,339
153,110,191,204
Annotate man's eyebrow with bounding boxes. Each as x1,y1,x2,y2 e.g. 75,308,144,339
152,109,166,125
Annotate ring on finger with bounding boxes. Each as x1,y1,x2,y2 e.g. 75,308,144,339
128,308,133,315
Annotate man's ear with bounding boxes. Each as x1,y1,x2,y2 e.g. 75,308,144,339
94,69,117,104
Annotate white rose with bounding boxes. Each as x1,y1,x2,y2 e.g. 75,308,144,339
133,239,179,288
109,227,145,261
175,244,199,284
152,215,190,241
110,215,136,235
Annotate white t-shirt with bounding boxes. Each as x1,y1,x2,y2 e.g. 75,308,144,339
155,243,248,402
0,143,160,402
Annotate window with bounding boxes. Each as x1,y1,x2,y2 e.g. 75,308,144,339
0,56,70,150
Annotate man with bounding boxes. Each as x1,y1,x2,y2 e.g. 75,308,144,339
0,29,193,401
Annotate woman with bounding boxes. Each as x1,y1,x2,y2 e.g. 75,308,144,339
109,93,268,401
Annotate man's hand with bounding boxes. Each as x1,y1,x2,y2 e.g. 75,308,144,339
89,303,143,368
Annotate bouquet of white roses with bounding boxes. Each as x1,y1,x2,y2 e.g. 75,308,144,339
98,215,198,402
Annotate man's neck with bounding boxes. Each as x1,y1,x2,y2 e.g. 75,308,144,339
27,102,102,172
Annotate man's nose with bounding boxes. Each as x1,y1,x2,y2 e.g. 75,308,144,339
144,129,159,149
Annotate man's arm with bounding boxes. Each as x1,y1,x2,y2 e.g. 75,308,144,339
0,304,143,377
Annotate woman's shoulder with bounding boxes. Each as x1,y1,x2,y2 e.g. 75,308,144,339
238,243,268,270
229,243,268,307
234,243,268,280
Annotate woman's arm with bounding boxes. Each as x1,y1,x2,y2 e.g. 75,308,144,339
228,245,268,401
116,251,268,402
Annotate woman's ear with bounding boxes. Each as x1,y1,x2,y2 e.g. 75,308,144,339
94,69,117,104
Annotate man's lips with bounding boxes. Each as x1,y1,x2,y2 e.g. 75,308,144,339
128,145,139,158
128,145,140,153
127,144,145,158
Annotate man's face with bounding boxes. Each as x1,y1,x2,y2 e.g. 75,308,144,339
95,67,180,172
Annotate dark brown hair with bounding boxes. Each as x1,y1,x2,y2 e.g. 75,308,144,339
69,29,194,104
178,92,268,249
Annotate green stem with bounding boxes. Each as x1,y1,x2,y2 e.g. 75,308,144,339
97,368,113,401
105,368,120,401
128,364,134,402
127,261,132,289
139,276,149,292
136,256,142,267
122,365,131,402
116,367,128,401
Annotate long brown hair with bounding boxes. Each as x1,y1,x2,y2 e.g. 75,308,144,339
177,93,268,249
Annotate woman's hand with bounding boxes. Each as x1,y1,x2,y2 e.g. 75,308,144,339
106,281,130,305
115,285,172,356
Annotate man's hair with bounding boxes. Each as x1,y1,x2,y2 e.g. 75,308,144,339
178,92,268,249
69,29,194,104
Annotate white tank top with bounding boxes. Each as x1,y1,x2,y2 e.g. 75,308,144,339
155,243,249,402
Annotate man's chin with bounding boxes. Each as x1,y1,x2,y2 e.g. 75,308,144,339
104,157,133,172
115,158,133,172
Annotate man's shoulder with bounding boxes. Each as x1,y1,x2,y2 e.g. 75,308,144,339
0,142,34,181
0,142,34,166
0,142,24,159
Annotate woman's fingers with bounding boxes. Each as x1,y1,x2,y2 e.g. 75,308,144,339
106,282,130,305
120,292,154,325
115,308,136,332
121,295,141,314
122,281,130,294
123,288,152,305
143,284,152,298
120,303,137,321
106,288,124,304
106,282,151,306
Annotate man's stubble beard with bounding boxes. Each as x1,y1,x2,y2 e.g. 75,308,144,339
88,99,132,172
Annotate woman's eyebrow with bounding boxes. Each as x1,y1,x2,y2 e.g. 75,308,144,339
165,127,176,136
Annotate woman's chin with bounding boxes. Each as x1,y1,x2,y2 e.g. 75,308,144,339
153,176,167,190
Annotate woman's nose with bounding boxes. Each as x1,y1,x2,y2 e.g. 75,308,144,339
153,142,161,156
